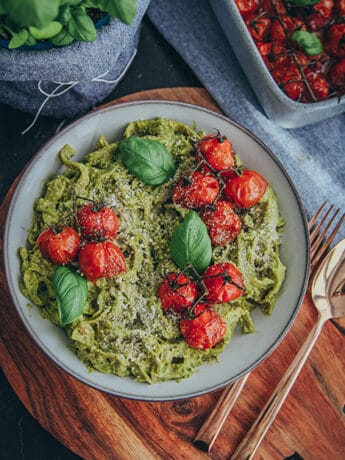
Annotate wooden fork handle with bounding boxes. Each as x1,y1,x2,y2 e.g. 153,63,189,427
193,373,249,452
230,316,326,460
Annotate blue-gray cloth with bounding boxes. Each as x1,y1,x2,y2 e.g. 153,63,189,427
148,0,344,239
0,0,150,118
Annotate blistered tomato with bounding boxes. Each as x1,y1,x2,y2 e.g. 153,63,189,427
157,273,198,313
37,227,80,265
180,303,227,350
203,263,244,303
78,241,126,282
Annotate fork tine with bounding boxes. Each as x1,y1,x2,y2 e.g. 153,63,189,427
310,207,339,259
311,212,345,271
309,204,335,246
308,201,327,232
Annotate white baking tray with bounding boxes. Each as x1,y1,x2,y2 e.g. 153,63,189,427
209,0,345,128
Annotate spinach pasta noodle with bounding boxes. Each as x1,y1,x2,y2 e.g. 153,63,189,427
20,118,285,383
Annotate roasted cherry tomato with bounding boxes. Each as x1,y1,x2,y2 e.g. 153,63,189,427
302,69,330,102
324,23,345,58
224,169,268,208
200,200,242,247
78,241,126,282
245,14,271,42
77,203,119,240
234,0,259,17
335,0,345,15
203,263,244,304
256,41,287,70
328,58,345,88
269,16,305,44
307,0,334,31
271,65,304,101
196,133,235,172
172,170,220,209
157,273,198,313
260,0,287,16
37,227,80,265
179,303,227,350
292,51,327,74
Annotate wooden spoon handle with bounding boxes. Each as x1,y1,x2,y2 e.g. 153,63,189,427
193,373,249,452
230,317,326,460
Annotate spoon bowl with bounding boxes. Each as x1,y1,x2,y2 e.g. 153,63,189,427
311,238,345,320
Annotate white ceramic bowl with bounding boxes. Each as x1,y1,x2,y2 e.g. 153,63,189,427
3,100,309,401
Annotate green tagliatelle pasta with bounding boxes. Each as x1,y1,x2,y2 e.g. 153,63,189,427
20,118,285,383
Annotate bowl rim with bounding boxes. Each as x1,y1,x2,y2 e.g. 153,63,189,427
3,99,310,401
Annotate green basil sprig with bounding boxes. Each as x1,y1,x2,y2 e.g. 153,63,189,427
0,0,138,48
288,0,320,5
53,266,88,327
292,30,323,56
170,211,212,274
119,137,175,185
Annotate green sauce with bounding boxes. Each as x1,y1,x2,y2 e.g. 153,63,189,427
20,118,285,383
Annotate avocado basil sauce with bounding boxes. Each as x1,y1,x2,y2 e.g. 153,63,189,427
20,118,286,383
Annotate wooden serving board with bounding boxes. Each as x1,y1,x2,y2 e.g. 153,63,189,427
0,88,344,460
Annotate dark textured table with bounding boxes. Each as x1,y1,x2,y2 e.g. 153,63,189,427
0,17,200,460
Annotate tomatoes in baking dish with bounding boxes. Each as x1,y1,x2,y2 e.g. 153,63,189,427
235,0,345,102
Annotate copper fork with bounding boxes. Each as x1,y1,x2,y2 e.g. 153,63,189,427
193,203,344,453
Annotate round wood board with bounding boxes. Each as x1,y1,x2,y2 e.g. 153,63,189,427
0,88,344,460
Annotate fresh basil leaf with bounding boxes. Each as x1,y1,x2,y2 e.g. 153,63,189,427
288,0,320,5
8,29,28,49
67,6,97,42
50,27,74,46
5,0,60,28
29,21,62,40
95,0,137,24
119,137,175,185
170,211,212,274
292,30,323,56
53,266,88,327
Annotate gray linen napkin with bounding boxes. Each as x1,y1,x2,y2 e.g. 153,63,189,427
148,0,344,239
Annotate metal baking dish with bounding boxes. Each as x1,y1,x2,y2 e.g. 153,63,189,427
209,0,345,128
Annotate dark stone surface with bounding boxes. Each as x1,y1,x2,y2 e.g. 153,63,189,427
0,16,199,460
